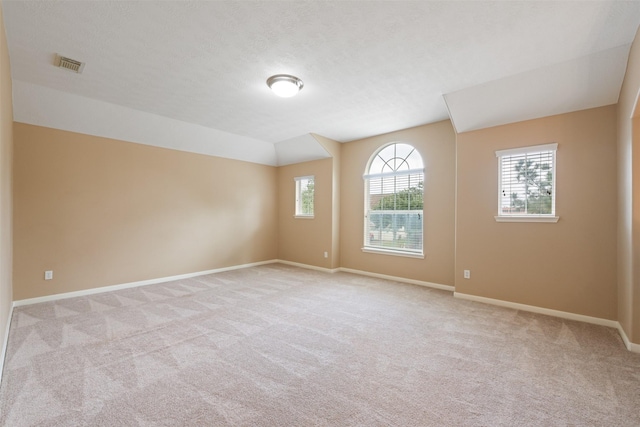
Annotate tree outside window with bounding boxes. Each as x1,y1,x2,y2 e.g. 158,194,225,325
496,143,557,221
364,143,424,255
295,176,314,217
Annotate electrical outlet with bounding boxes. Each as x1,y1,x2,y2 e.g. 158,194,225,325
323,251,328,258
44,270,53,280
463,270,470,279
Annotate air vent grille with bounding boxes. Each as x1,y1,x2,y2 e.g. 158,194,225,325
56,55,85,73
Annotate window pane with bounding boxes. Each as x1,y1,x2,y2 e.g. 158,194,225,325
499,147,555,216
364,142,424,255
366,211,422,252
368,143,423,175
295,176,314,216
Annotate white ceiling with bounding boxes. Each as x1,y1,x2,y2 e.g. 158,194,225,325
3,1,640,165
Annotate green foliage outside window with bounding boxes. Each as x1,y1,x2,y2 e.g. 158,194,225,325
300,179,314,215
509,160,552,214
369,181,423,250
371,181,423,211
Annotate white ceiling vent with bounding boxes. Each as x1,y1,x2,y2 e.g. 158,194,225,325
55,54,85,73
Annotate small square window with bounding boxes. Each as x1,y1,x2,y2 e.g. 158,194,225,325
295,176,314,218
495,143,559,223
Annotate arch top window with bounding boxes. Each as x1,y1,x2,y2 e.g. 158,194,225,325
367,143,424,176
363,143,424,258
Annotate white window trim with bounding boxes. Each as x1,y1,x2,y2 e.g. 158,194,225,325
363,168,425,180
495,143,558,223
361,247,425,259
363,142,424,258
495,143,557,158
294,214,314,219
494,215,559,223
294,175,314,219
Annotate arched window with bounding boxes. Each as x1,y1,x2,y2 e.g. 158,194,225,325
364,143,424,256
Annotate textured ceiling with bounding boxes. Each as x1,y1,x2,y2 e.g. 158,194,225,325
3,1,640,165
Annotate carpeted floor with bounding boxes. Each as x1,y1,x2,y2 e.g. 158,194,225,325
0,263,639,426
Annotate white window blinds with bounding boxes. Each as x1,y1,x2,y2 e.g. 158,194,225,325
496,143,557,217
364,143,424,255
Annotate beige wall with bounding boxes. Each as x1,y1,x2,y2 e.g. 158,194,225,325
457,106,618,319
0,2,14,366
340,120,456,286
632,114,640,338
277,157,334,268
313,134,341,269
0,11,633,348
617,26,640,344
13,124,277,300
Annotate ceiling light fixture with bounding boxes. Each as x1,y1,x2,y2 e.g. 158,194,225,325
266,74,304,98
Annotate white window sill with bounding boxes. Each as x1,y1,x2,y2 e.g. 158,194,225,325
362,247,424,259
294,215,314,219
494,215,559,223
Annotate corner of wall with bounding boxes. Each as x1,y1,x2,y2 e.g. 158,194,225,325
0,0,15,384
310,134,342,269
617,22,640,347
310,133,341,159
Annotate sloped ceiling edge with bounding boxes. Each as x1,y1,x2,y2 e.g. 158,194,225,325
444,45,630,133
12,80,279,166
274,134,331,166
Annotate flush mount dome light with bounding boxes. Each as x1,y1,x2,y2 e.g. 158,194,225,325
267,74,304,97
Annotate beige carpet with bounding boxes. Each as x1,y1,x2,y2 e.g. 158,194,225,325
0,263,639,426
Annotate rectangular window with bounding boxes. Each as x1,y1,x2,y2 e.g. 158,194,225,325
295,176,314,218
364,170,424,256
495,143,558,223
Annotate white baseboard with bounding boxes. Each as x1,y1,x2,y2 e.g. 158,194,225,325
276,259,340,274
454,292,619,328
455,292,640,353
13,260,279,307
9,259,640,354
339,267,455,292
273,261,454,292
616,323,640,353
0,303,14,386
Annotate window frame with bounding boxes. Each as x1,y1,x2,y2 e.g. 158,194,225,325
294,175,315,219
363,142,425,258
495,143,559,223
